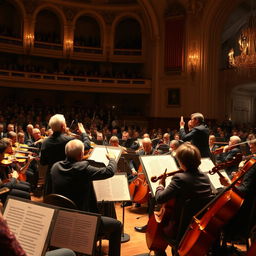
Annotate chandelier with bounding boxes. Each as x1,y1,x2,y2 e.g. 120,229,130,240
228,11,256,70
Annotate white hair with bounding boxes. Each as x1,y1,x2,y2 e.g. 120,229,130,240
49,114,66,132
230,135,241,144
65,139,84,160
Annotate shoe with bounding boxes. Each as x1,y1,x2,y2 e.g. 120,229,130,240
121,201,132,207
135,203,141,208
134,224,147,233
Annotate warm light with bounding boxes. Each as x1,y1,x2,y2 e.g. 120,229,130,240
65,40,73,57
188,52,199,73
25,34,34,40
228,11,256,72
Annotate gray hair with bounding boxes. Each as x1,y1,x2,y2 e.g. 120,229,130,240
49,114,66,132
191,112,204,124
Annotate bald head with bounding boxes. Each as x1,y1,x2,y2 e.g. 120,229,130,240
65,139,84,161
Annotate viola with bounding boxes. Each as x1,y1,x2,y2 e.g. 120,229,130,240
128,165,149,204
178,158,256,256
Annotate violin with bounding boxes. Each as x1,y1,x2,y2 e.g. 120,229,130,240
1,153,29,165
212,139,256,155
209,153,243,177
151,169,184,182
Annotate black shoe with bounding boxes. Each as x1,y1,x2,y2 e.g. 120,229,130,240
121,201,132,207
134,224,147,233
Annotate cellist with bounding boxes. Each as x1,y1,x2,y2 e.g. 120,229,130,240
217,139,256,253
153,142,212,256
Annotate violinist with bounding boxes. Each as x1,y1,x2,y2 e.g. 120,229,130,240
24,124,34,144
0,139,31,204
109,136,127,154
218,135,242,177
153,142,212,256
17,132,25,144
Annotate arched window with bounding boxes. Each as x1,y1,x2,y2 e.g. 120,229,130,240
0,1,22,38
35,9,62,44
115,18,141,49
74,16,101,47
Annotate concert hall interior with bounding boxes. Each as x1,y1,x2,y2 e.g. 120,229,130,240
0,0,256,256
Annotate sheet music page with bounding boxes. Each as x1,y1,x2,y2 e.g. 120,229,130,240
50,210,99,255
3,198,55,256
93,173,131,201
140,155,178,197
88,145,122,166
199,158,231,192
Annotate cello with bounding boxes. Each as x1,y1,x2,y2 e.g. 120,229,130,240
178,158,256,256
129,164,149,204
146,169,184,251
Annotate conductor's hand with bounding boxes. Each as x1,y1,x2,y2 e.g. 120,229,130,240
219,176,230,187
180,116,185,128
106,152,116,160
77,123,86,134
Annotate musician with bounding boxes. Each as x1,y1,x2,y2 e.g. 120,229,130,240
154,142,212,256
218,135,241,177
0,139,31,204
209,135,219,164
24,124,34,144
17,132,25,144
0,123,6,139
40,114,91,196
179,112,210,157
51,139,122,256
219,139,256,238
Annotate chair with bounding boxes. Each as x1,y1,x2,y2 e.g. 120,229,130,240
169,195,215,255
43,194,78,210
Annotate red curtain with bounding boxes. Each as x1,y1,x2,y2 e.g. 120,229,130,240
165,16,185,72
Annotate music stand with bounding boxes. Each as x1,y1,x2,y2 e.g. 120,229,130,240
92,173,131,243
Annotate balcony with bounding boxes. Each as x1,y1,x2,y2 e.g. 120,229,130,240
0,69,151,94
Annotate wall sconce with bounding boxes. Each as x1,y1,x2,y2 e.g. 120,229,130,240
188,53,199,73
65,40,73,57
24,33,34,54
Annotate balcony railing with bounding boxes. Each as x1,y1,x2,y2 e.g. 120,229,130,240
34,41,63,51
0,69,151,92
0,35,23,46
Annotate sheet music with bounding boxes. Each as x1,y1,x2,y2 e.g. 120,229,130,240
140,155,178,197
93,173,131,201
199,158,231,193
88,145,122,166
50,210,99,255
3,198,55,256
